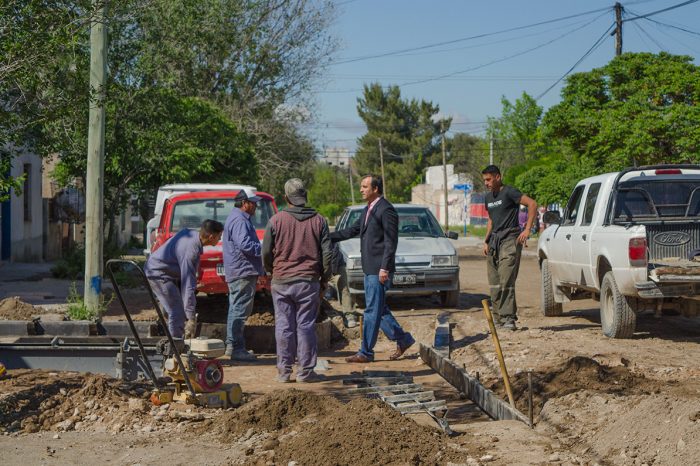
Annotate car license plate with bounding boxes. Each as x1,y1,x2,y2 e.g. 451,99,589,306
393,274,416,285
216,264,225,276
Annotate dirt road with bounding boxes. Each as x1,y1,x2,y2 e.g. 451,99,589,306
1,246,699,465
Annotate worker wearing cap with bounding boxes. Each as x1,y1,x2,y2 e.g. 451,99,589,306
223,187,265,361
262,178,333,383
145,220,224,339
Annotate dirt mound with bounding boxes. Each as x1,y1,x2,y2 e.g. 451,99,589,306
276,397,465,466
492,356,661,414
200,390,474,465
204,389,339,439
0,370,174,434
0,297,45,320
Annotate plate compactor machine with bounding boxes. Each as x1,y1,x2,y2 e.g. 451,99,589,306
106,260,242,409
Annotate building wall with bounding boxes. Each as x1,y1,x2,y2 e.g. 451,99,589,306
9,151,43,261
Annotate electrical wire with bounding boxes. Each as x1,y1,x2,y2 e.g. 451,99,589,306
641,16,700,36
535,22,615,101
634,20,669,50
622,0,700,22
330,6,613,65
402,10,609,88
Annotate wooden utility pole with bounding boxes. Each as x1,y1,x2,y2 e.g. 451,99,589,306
348,160,355,204
489,132,494,165
84,0,107,314
378,138,387,199
614,2,623,56
441,122,449,232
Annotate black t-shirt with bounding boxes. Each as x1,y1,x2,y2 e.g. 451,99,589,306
485,185,523,234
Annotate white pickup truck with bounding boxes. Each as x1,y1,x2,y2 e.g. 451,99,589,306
537,165,700,338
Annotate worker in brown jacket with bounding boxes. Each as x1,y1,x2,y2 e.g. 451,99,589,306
262,178,333,383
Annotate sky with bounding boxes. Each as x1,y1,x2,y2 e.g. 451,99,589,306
304,0,700,156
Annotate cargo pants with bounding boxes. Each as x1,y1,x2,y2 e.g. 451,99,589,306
486,235,523,323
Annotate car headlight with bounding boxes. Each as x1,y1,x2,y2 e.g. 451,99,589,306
431,255,457,267
346,257,362,269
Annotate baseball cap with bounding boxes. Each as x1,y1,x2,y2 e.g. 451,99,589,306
234,187,262,203
284,178,307,206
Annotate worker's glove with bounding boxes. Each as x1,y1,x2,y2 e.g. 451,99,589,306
184,318,197,339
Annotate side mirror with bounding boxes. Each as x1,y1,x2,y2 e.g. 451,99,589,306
543,211,562,225
446,231,458,240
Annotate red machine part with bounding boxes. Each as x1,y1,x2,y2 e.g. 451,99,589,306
193,359,224,392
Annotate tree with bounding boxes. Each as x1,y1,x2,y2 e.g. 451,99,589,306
445,133,488,192
354,83,449,202
486,92,543,172
308,162,351,222
2,0,337,244
543,52,700,171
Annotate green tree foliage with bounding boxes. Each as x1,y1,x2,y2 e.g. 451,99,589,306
544,52,700,170
307,163,351,222
354,84,449,202
486,92,543,171
2,0,335,243
446,133,489,192
510,53,700,205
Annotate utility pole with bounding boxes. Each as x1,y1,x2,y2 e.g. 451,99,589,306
614,2,623,56
441,122,449,232
378,138,387,199
489,132,494,165
84,0,107,314
348,160,355,204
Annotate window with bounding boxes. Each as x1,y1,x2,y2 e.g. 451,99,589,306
23,164,31,222
562,185,585,226
581,183,601,226
615,179,700,220
170,198,275,232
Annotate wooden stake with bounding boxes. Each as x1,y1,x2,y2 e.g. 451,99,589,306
482,299,516,407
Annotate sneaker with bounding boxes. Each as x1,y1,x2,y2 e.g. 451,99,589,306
230,350,257,362
296,372,327,383
276,373,292,383
224,345,233,357
502,320,517,331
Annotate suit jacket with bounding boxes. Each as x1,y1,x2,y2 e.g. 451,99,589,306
330,197,399,275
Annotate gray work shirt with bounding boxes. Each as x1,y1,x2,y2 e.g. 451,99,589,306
144,228,202,318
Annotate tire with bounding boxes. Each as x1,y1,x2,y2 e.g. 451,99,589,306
541,259,563,316
440,289,459,307
600,272,637,339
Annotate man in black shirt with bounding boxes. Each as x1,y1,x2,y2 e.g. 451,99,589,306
482,165,537,330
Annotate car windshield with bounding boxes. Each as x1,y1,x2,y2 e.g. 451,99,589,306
340,206,443,237
170,198,275,232
614,179,700,221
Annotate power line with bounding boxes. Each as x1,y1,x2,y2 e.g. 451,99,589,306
633,19,668,51
330,6,613,65
622,0,700,22
399,11,609,88
642,16,700,37
536,22,615,101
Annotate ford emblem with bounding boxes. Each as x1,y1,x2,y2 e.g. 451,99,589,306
653,232,691,246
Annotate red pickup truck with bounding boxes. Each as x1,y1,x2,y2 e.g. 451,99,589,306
151,190,277,294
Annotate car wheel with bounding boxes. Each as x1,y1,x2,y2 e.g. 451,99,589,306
541,258,563,316
600,272,637,339
440,289,459,307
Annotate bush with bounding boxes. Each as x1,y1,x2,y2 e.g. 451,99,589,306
51,242,127,279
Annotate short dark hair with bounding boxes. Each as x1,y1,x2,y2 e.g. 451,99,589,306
201,219,224,235
363,174,383,194
481,165,501,176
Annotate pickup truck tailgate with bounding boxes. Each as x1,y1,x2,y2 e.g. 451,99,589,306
646,223,700,282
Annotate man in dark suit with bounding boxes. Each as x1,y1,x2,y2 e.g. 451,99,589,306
331,174,415,363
